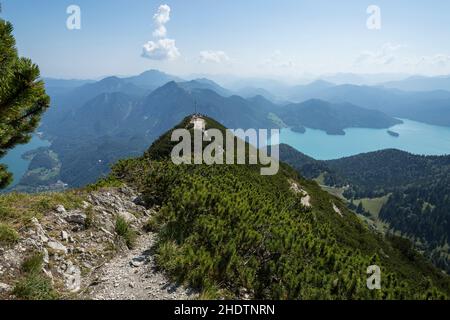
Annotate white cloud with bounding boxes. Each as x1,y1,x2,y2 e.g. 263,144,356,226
415,54,450,68
142,39,180,60
154,4,171,25
153,25,167,38
199,50,230,64
152,4,171,37
355,42,404,66
142,4,180,61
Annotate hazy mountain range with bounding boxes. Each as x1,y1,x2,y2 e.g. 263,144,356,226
19,69,449,190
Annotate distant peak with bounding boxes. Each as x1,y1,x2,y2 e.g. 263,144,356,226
139,69,165,76
99,76,121,83
194,78,216,84
150,80,184,95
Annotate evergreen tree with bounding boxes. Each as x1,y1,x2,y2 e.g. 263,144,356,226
356,202,364,214
0,19,49,188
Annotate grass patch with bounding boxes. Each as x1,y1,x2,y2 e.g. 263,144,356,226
143,214,163,232
21,253,44,274
354,195,390,217
319,184,346,199
13,252,58,300
13,274,58,300
84,206,95,229
0,191,84,227
115,216,137,249
0,223,19,245
85,176,124,192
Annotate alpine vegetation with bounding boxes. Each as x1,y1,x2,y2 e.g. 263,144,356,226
171,116,280,175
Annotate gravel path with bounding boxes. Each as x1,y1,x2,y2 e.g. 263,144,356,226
83,232,196,300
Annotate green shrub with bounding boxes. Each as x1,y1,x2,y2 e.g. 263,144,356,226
144,215,162,232
85,176,123,192
84,206,94,229
0,223,19,244
115,216,137,249
13,274,58,300
13,252,58,300
136,161,449,299
21,253,44,274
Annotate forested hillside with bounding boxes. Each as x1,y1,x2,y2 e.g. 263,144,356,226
278,146,450,274
326,149,450,198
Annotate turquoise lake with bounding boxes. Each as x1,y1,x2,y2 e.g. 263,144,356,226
276,119,450,160
1,135,51,187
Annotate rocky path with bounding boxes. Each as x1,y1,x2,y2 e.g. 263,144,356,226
82,231,196,300
0,186,196,300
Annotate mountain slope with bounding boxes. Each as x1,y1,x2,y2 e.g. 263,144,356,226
325,149,450,197
278,145,450,274
286,83,450,127
2,116,449,300
178,78,233,97
41,76,146,133
325,149,450,273
106,116,450,299
129,81,277,136
382,75,450,92
277,99,402,135
123,69,183,90
48,92,139,139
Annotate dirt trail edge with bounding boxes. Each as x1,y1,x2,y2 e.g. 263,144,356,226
83,231,196,300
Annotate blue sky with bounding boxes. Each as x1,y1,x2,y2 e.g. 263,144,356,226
2,0,450,79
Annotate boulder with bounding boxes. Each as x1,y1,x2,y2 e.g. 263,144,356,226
55,205,66,214
0,282,12,294
64,261,81,293
31,217,49,243
61,230,69,242
118,210,137,223
42,248,49,264
47,241,68,254
65,210,87,225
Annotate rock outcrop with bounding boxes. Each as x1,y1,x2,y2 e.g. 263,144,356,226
0,186,194,300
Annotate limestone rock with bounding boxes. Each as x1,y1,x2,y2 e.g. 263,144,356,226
61,230,69,242
55,205,66,214
65,210,87,225
31,217,49,243
47,241,68,254
0,282,12,294
118,211,137,223
64,261,81,293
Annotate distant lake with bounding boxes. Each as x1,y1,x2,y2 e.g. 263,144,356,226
277,119,450,160
1,135,51,187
